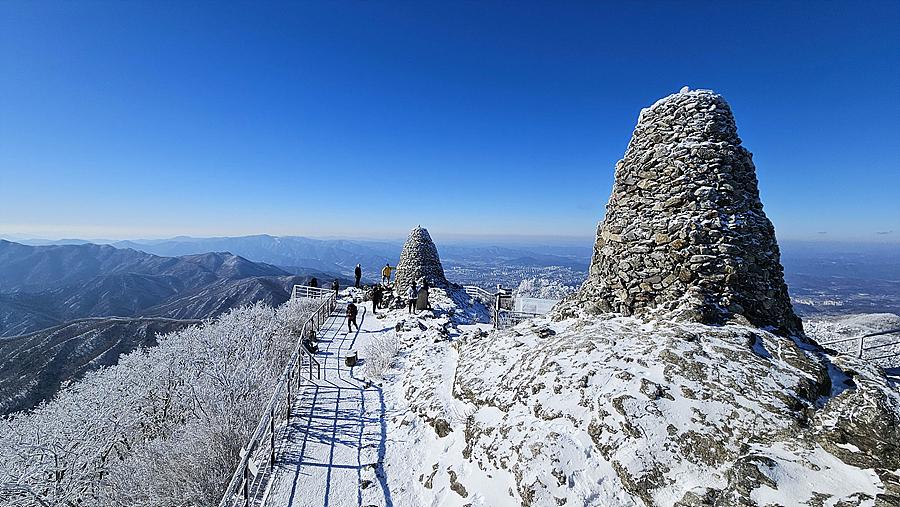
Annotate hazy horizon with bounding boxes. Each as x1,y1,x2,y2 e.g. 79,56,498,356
4,231,900,253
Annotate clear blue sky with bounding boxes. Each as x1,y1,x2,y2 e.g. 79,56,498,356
1,0,897,244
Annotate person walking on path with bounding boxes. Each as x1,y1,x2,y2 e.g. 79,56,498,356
346,302,359,332
354,264,362,288
382,263,394,284
332,278,339,295
406,283,417,314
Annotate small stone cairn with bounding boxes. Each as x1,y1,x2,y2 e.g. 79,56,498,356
393,226,449,292
572,87,802,336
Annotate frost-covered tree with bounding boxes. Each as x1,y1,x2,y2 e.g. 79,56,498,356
512,277,575,300
0,298,318,507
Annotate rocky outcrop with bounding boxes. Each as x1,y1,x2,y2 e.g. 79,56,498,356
813,355,900,470
450,312,899,506
382,277,898,506
393,226,449,292
570,88,801,336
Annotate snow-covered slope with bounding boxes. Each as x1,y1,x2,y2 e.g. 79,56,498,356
373,289,900,507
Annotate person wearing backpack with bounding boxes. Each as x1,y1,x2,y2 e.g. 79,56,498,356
346,302,359,332
406,283,417,314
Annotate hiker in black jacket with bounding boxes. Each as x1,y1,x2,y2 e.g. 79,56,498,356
346,302,359,332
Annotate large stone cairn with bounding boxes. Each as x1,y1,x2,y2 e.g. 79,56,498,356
393,226,448,292
575,88,802,336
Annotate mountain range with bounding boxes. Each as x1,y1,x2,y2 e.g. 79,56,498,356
0,240,358,413
0,240,351,337
2,234,593,279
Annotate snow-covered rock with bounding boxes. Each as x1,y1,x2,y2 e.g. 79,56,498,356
572,88,801,337
382,294,900,507
393,226,449,294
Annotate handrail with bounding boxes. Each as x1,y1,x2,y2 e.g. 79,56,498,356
819,335,860,346
292,285,337,300
861,328,900,339
464,285,495,300
218,286,336,507
465,285,541,329
492,309,542,330
820,328,900,360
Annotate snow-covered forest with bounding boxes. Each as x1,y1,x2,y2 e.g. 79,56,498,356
512,277,577,300
0,299,319,506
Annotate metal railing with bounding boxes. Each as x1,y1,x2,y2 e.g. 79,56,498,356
218,286,336,507
820,328,900,362
465,285,542,329
492,309,542,329
465,285,553,329
464,285,494,301
292,285,337,300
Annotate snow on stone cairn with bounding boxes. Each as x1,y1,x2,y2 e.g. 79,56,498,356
387,91,899,507
570,87,802,336
393,226,448,292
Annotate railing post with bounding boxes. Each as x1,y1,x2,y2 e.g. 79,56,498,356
243,462,249,506
858,335,864,359
270,406,276,468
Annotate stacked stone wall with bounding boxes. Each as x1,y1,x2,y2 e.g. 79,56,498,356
574,88,802,336
393,226,449,292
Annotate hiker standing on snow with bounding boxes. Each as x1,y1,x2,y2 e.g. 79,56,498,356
372,285,382,314
416,279,430,311
382,263,394,284
346,302,359,332
309,277,318,288
332,278,339,294
355,264,362,288
406,283,417,314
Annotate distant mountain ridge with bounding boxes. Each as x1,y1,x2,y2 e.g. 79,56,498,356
111,235,403,279
1,235,594,279
0,240,290,293
0,240,359,414
0,240,334,337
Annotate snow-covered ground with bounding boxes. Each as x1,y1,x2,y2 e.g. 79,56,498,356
3,284,897,506
267,288,900,507
266,294,390,506
266,287,492,506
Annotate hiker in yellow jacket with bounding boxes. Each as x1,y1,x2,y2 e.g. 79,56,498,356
382,263,395,284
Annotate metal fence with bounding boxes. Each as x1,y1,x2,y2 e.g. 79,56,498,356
464,285,557,329
218,286,336,507
820,328,900,363
492,309,542,329
291,285,337,300
463,285,493,299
